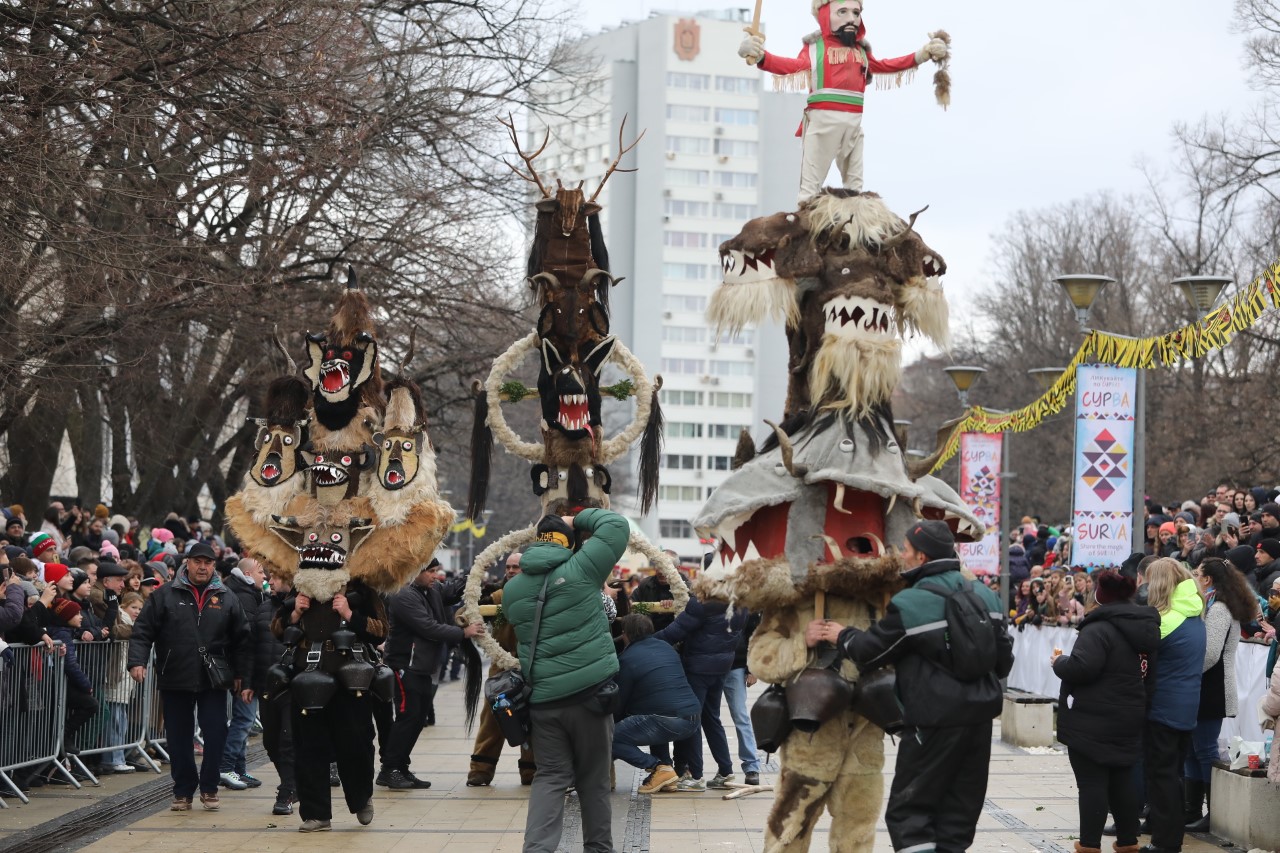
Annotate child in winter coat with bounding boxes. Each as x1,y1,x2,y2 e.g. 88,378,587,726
101,592,143,773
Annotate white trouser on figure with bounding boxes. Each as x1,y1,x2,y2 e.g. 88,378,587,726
797,109,864,204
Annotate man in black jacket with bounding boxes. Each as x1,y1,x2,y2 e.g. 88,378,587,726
806,520,1014,853
258,570,297,815
380,559,483,789
128,542,253,812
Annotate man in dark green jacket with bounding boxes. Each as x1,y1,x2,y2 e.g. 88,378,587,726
504,509,628,853
806,519,1014,853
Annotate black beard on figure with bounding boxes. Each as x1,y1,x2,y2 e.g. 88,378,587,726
834,25,859,47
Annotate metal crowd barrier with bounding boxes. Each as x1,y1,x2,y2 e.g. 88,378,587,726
0,643,79,806
70,640,161,774
0,641,171,808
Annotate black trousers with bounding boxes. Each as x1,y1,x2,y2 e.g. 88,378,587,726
1068,749,1140,847
64,685,99,750
1144,720,1191,851
383,670,433,773
371,691,391,767
161,690,228,800
293,689,374,821
885,721,992,853
260,694,296,795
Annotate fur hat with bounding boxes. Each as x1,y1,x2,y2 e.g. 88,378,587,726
43,563,71,585
8,504,24,518
905,519,955,561
94,503,110,519
535,515,574,549
1093,569,1135,605
28,531,55,559
1258,539,1280,561
51,597,82,623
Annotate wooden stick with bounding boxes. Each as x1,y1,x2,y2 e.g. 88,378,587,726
815,590,826,621
743,0,764,66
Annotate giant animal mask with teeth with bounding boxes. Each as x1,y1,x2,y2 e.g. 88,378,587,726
695,189,979,599
248,373,311,488
300,446,369,505
268,514,376,601
303,268,382,432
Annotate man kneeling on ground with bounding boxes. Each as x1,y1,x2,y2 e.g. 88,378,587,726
612,613,701,794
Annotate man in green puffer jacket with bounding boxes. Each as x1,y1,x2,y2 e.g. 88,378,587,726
504,509,629,853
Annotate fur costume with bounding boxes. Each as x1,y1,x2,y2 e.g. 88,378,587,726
695,192,981,853
459,117,688,670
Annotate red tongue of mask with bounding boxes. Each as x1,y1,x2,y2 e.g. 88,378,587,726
261,464,279,479
322,368,345,393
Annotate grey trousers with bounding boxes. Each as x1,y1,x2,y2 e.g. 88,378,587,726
524,700,614,853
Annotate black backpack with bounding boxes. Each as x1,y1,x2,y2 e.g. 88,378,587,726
920,581,997,681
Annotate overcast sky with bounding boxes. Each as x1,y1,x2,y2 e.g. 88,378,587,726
562,0,1263,347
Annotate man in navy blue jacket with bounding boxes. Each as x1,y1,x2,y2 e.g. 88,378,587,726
652,593,748,790
612,614,701,794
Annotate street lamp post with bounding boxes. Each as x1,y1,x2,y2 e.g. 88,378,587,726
942,366,986,408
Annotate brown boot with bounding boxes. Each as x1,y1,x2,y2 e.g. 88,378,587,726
518,759,536,786
1112,844,1140,853
1074,844,1101,853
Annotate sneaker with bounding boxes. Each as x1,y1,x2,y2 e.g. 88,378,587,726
329,763,341,787
376,767,391,787
744,771,761,787
676,777,706,792
384,769,427,790
272,791,295,816
402,770,432,789
199,791,220,811
299,819,331,832
219,771,248,790
707,773,734,790
638,764,678,794
170,797,192,811
239,772,263,788
106,763,136,774
356,799,374,826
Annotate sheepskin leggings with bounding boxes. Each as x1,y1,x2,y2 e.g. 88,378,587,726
764,711,884,853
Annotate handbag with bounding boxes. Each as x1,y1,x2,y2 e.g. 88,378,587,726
483,573,551,747
188,594,235,691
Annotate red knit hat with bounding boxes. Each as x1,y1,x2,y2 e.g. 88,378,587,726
43,563,71,585
1093,570,1136,605
51,597,82,623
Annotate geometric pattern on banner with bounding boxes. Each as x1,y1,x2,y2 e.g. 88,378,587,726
1079,428,1129,502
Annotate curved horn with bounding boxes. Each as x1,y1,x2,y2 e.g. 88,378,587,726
305,330,327,344
270,515,299,527
864,531,886,557
398,326,418,375
817,534,847,560
346,265,358,289
272,325,296,375
764,419,808,478
833,482,852,515
528,272,560,293
881,205,929,251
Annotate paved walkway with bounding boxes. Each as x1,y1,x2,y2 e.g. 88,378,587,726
1,679,1244,853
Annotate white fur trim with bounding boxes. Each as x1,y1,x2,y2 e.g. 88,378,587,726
294,568,351,603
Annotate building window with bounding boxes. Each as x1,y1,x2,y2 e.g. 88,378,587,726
664,231,710,248
709,392,752,408
665,135,711,155
666,422,705,439
715,107,758,126
662,326,708,344
660,519,695,539
717,329,754,345
709,423,749,439
711,360,753,377
666,168,710,187
660,358,706,375
663,454,703,470
666,104,711,122
714,138,759,158
662,262,711,280
715,76,760,95
659,485,703,502
661,389,704,406
714,202,758,219
664,199,711,218
708,455,734,470
714,171,758,189
663,294,708,313
667,72,711,90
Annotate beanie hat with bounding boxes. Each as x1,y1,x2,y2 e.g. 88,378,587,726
69,569,91,593
43,563,71,585
5,516,22,531
152,528,174,544
1093,569,1136,605
1226,545,1256,576
1158,521,1177,536
905,519,955,560
1258,539,1280,560
1176,511,1197,526
535,515,575,549
28,531,55,558
1263,502,1280,519
51,597,82,623
93,503,109,519
99,540,120,561
102,528,120,546
1223,512,1242,530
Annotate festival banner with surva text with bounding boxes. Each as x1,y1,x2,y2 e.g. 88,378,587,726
956,432,1002,574
1071,365,1137,568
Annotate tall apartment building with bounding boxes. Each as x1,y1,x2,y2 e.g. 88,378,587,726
528,10,804,560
